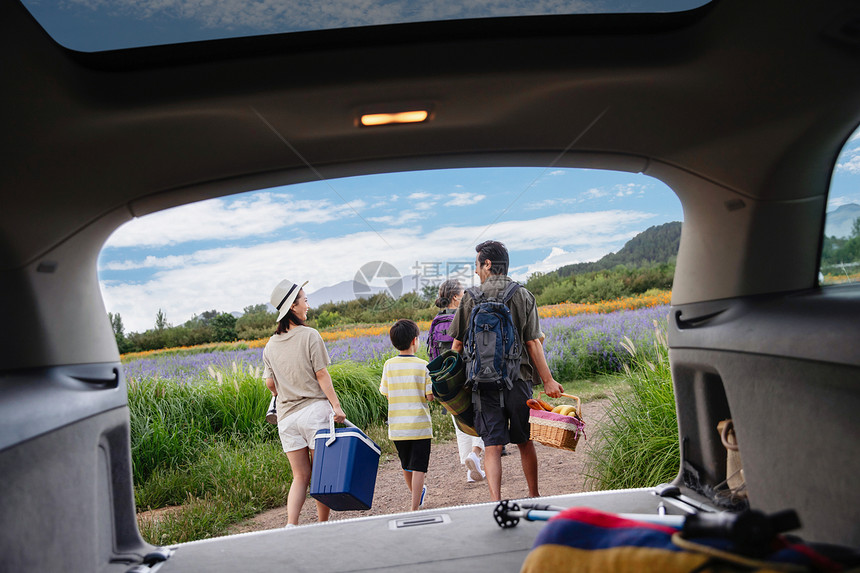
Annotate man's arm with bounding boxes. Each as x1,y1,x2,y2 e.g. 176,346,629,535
452,339,463,352
524,339,563,398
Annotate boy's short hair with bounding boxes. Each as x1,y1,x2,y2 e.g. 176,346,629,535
390,319,420,351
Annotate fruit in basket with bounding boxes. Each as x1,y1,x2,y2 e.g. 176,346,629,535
552,405,577,417
526,399,544,410
536,399,554,411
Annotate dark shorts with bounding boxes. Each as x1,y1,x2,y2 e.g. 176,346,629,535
474,380,533,446
394,438,431,473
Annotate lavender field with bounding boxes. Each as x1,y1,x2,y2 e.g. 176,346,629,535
123,305,669,385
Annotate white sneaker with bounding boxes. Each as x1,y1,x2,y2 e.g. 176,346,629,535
465,452,485,482
419,485,427,507
466,469,475,483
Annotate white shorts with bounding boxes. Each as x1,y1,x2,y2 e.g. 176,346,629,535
277,400,333,453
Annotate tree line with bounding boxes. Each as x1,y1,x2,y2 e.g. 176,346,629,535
821,217,860,272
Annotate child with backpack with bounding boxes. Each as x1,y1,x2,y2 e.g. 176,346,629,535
380,319,434,510
428,279,486,484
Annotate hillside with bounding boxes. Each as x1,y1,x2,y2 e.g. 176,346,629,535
824,203,860,239
555,221,681,278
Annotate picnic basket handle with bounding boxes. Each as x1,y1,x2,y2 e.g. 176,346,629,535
539,391,582,419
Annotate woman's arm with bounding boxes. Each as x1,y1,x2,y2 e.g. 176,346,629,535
315,368,346,423
265,377,277,397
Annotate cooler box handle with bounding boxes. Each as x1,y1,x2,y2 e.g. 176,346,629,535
326,412,357,447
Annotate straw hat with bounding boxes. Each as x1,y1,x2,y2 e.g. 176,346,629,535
271,279,309,322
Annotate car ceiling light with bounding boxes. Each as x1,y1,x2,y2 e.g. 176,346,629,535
360,110,429,127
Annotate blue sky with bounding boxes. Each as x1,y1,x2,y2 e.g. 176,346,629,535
99,167,684,332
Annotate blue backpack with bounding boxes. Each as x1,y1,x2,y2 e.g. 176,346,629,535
462,282,522,393
427,312,455,360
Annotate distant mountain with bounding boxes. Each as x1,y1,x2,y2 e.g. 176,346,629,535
825,203,860,238
554,221,682,278
308,274,422,305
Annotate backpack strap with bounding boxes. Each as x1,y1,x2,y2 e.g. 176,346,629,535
466,286,484,303
499,281,521,305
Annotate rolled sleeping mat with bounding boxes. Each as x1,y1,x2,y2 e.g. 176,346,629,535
429,350,477,436
428,350,466,393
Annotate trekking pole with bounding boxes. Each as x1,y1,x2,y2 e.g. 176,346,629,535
493,500,686,529
493,500,559,528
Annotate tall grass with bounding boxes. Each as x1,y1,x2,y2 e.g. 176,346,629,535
584,321,679,490
128,371,273,485
132,358,396,544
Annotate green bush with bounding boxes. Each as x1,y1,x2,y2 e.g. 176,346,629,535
584,324,679,490
329,361,388,428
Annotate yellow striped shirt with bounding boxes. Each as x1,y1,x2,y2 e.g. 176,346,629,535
379,355,433,440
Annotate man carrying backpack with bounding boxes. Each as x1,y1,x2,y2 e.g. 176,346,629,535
450,240,564,502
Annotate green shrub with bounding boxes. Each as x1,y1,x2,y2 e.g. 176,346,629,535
329,361,388,428
584,323,679,490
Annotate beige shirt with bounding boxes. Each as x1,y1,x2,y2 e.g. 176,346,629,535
262,326,331,420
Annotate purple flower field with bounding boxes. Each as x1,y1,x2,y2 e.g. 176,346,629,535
122,305,670,384
541,305,669,378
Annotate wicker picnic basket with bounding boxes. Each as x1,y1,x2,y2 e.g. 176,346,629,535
529,392,585,452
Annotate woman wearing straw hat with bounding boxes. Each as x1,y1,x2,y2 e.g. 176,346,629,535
263,279,346,527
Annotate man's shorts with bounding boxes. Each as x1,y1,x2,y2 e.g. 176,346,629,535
277,399,333,453
393,438,431,473
474,379,533,446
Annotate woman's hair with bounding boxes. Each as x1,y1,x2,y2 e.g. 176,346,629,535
435,279,464,308
275,290,306,334
389,318,420,351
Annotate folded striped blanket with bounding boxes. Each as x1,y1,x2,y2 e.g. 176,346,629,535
522,507,856,573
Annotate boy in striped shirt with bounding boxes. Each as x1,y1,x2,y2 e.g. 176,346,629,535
380,319,434,511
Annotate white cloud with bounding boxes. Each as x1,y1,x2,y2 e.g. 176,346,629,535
368,211,424,225
448,192,486,206
101,208,655,332
367,215,395,224
103,192,363,248
525,198,579,210
414,201,438,211
584,187,608,199
101,254,190,271
408,192,435,200
549,170,566,176
836,148,860,174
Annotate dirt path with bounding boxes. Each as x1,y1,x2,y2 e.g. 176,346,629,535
227,398,610,533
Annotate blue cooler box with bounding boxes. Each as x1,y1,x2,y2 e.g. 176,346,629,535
310,421,381,511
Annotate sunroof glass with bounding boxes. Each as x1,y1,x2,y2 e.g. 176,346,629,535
21,0,711,53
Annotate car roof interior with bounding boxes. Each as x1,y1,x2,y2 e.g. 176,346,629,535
2,0,859,571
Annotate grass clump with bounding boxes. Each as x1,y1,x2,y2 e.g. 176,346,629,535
584,322,679,490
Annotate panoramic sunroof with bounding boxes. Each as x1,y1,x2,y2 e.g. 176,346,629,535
22,0,711,53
